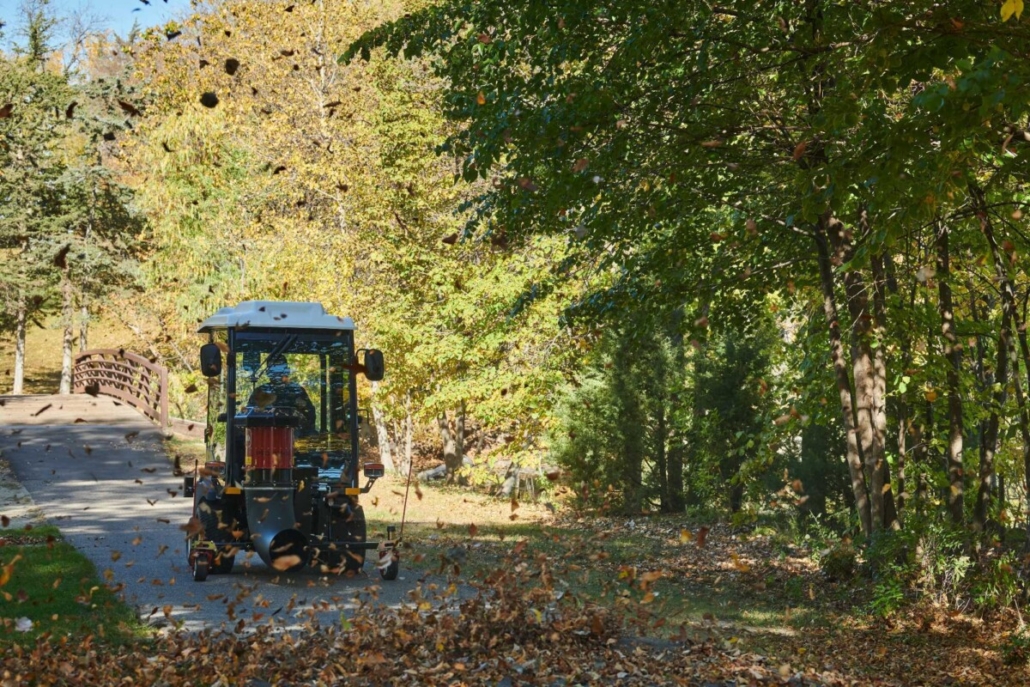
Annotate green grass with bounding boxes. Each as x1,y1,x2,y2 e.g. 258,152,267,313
0,526,148,646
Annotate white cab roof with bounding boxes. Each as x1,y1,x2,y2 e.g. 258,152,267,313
197,301,355,332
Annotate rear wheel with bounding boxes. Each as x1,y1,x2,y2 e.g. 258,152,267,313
345,506,368,573
213,549,235,574
193,557,209,582
199,498,235,574
331,502,367,573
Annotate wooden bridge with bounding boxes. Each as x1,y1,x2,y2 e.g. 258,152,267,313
71,349,169,428
1,349,200,436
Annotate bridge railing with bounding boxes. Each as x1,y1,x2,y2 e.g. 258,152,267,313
73,349,169,428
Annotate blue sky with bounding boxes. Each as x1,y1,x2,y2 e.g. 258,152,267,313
1,0,195,45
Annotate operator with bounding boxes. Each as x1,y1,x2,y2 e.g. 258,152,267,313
248,356,317,435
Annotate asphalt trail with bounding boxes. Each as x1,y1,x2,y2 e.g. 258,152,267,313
0,395,430,633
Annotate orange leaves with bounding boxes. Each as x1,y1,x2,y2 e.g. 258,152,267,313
792,140,809,161
0,555,21,587
572,158,589,173
271,555,302,571
179,517,203,538
476,91,487,106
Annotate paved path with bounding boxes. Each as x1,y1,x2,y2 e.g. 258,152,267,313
0,394,430,633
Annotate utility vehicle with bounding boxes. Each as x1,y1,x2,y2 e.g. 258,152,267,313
183,301,396,581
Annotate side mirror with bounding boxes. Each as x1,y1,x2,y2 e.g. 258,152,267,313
363,349,384,381
200,342,222,378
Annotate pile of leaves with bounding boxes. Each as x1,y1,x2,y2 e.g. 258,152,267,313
4,514,1030,684
0,530,848,687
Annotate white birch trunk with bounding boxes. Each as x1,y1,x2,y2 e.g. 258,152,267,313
13,303,26,395
59,277,73,395
370,381,395,472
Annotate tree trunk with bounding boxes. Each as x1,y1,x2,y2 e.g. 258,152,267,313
666,308,687,512
401,391,414,477
815,218,871,536
59,276,74,395
369,382,395,473
79,302,88,352
613,329,645,514
825,212,886,533
438,411,462,483
655,402,669,512
871,250,898,530
456,400,466,479
1011,292,1030,551
13,301,26,395
973,186,1015,533
935,219,965,525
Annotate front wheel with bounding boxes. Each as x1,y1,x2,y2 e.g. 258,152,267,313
378,548,399,581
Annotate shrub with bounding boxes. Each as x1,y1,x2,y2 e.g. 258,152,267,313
1003,629,1030,666
820,542,857,581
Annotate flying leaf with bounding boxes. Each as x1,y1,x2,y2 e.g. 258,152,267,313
224,58,240,75
53,245,71,269
271,555,302,571
200,92,219,108
793,140,809,161
1001,0,1024,21
118,100,141,117
179,517,203,538
476,91,486,105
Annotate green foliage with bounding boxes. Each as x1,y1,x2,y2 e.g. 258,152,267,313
687,309,781,512
819,542,858,582
970,552,1020,611
792,423,851,520
549,320,682,513
1002,629,1030,666
870,571,907,619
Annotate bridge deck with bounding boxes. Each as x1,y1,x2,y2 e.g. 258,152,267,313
0,393,151,426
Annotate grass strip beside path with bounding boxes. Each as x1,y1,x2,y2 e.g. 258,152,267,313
0,525,146,646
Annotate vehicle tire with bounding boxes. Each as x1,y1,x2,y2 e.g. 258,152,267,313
335,503,367,573
193,557,209,582
199,499,235,574
213,549,235,574
379,555,399,581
